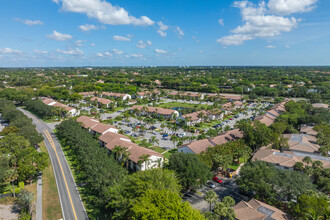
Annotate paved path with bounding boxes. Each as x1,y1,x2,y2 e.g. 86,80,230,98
36,148,42,220
18,108,88,220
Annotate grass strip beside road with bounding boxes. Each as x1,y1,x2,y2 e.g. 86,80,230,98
40,142,62,220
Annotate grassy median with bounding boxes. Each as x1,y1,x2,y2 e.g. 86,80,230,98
40,142,63,220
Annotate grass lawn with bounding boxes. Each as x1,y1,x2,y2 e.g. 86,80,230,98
157,102,209,109
40,142,62,220
228,157,247,170
162,149,177,159
25,181,37,220
149,146,166,154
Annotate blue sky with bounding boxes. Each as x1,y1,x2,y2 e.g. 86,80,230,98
0,0,329,67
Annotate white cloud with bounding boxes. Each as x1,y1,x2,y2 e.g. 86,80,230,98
285,45,290,48
0,48,23,54
127,34,134,38
54,0,154,26
126,53,144,58
96,51,112,57
15,18,44,25
176,27,184,38
266,45,276,48
33,49,48,54
268,0,318,15
78,24,98,31
112,49,123,55
157,21,168,37
90,43,95,46
136,40,152,49
217,1,302,45
218,18,224,26
113,35,131,41
217,34,253,45
47,31,73,41
155,48,167,54
75,40,85,47
56,48,83,55
192,35,199,43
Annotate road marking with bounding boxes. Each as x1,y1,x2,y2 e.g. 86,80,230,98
43,130,78,220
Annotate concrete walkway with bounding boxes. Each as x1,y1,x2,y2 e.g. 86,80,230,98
36,148,42,220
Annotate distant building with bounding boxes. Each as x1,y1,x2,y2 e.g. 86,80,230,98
42,98,79,117
101,92,131,100
312,103,329,109
90,97,114,108
234,199,291,220
131,105,179,119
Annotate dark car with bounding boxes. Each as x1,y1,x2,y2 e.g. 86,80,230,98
212,177,223,184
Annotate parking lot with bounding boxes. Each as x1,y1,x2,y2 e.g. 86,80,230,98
183,178,250,212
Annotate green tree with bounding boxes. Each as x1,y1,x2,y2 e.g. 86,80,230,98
108,169,181,219
213,197,236,220
168,153,212,189
131,189,205,220
294,191,329,220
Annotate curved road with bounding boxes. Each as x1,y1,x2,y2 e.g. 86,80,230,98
18,108,88,220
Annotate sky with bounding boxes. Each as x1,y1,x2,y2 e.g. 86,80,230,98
0,0,329,67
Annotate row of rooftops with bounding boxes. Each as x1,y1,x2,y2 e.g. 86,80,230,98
76,116,163,164
90,97,113,105
79,91,129,98
179,129,244,154
252,125,329,169
254,100,288,126
42,98,76,112
131,105,178,116
178,100,289,154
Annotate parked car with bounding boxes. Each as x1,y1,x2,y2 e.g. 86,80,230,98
212,177,223,184
131,133,138,137
206,181,216,189
91,112,96,115
124,130,131,134
107,116,113,119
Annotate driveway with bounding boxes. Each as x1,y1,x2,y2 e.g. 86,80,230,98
184,178,250,212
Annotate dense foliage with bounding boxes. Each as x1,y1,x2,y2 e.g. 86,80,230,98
167,153,212,189
24,99,54,119
55,119,128,217
237,161,316,203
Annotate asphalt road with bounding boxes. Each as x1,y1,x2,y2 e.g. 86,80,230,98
18,108,88,220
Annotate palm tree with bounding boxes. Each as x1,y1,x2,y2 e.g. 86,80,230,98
293,162,304,172
138,154,150,170
5,169,18,198
170,135,179,148
155,158,163,168
204,190,218,211
302,156,312,167
121,151,131,170
113,146,125,160
149,136,159,146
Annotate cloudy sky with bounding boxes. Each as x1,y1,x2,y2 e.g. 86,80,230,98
0,0,329,67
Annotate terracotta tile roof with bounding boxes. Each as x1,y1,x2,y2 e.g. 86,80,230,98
254,115,275,126
78,92,95,96
181,110,209,121
76,116,99,129
300,126,318,136
101,134,164,163
234,199,291,220
90,123,117,134
91,97,113,105
312,103,329,109
233,101,243,106
99,132,130,144
283,134,320,154
131,105,177,115
43,98,76,112
210,129,243,146
252,149,330,169
180,139,214,154
102,92,128,97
